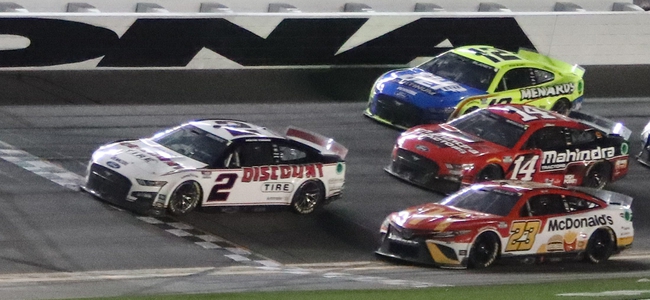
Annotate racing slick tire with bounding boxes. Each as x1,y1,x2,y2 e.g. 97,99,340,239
584,228,615,264
168,181,202,215
551,98,571,115
582,162,611,189
291,180,324,215
468,232,500,268
475,165,504,183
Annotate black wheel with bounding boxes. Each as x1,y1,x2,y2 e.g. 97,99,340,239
584,228,615,264
551,98,571,115
291,180,324,215
582,163,611,189
168,181,201,215
464,106,479,115
468,232,500,268
475,165,503,183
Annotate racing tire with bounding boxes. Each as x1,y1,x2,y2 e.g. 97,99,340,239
584,228,615,264
290,180,324,215
468,232,500,269
168,181,202,216
582,162,611,189
551,98,571,116
475,165,503,183
463,106,479,115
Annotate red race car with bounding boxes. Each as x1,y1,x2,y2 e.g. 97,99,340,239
376,180,634,269
385,105,631,193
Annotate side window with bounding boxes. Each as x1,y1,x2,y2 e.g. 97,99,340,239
532,68,554,84
565,195,600,212
524,127,569,150
236,142,275,167
568,128,596,146
524,194,568,217
276,143,309,164
496,68,534,92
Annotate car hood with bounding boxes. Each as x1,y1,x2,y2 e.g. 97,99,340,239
399,125,509,160
390,203,498,230
91,139,207,177
375,68,486,108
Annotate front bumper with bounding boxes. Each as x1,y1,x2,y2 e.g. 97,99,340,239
365,94,451,129
376,226,468,269
83,163,164,215
385,149,462,194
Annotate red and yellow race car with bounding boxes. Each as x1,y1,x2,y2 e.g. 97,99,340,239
377,180,634,269
385,105,631,194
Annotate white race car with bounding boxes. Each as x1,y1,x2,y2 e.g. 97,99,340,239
82,120,347,215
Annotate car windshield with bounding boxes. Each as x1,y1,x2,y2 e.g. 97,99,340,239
418,52,496,91
152,124,229,165
448,110,526,148
440,186,520,217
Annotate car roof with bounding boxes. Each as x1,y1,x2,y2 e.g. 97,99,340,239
188,119,284,141
451,45,534,69
482,104,583,128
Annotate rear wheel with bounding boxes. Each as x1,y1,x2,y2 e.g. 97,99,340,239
468,232,500,268
551,98,571,115
475,165,503,183
168,181,201,215
584,228,615,264
291,180,324,215
582,162,611,189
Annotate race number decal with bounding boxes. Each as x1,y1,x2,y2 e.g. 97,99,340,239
509,154,539,181
467,48,520,63
488,97,512,106
505,220,541,252
207,173,238,201
504,105,557,122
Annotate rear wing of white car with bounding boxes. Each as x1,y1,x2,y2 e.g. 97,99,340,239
569,186,633,208
568,111,632,141
285,127,348,160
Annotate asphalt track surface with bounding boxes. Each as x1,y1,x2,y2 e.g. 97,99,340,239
0,73,650,298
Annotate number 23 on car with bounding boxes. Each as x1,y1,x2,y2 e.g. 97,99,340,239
376,180,634,268
82,120,347,216
385,105,631,194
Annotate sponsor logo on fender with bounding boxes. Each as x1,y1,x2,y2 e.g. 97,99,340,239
541,146,615,171
520,83,575,100
548,214,614,232
242,164,324,182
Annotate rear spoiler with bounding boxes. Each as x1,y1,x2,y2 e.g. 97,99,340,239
517,48,585,78
568,110,632,141
285,127,348,159
569,186,633,208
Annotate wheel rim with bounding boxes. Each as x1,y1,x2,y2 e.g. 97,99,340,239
476,167,501,183
473,236,496,265
589,230,614,262
294,181,322,213
170,182,200,214
584,165,608,189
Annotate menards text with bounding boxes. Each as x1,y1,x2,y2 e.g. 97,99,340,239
242,164,324,182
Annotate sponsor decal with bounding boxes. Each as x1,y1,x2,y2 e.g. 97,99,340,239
242,164,324,182
120,142,183,168
336,162,344,174
261,182,294,193
541,146,615,171
110,156,128,165
397,73,467,96
106,161,120,169
414,129,479,155
621,142,629,155
547,214,614,232
520,83,575,100
563,174,577,185
546,234,564,252
0,17,534,68
396,86,417,96
615,159,628,170
415,144,429,152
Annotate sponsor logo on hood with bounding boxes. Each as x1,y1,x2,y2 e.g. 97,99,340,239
106,161,120,169
413,128,479,155
396,73,467,96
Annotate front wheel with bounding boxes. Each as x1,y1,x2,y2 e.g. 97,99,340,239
168,181,202,215
475,165,503,183
584,228,615,264
468,232,500,268
291,180,324,215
